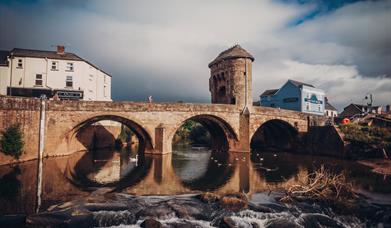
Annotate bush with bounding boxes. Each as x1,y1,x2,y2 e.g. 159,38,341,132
0,124,24,159
340,123,391,159
174,120,211,146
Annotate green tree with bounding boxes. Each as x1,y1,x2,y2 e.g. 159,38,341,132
0,124,24,159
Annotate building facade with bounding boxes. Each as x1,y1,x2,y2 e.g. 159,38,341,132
340,103,382,118
260,79,325,115
324,97,338,117
209,45,254,109
0,46,111,101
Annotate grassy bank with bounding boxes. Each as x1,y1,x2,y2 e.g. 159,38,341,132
339,124,391,159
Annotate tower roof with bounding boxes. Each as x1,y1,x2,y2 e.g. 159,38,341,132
209,44,254,67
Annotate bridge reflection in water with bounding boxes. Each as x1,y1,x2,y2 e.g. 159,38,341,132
0,146,390,215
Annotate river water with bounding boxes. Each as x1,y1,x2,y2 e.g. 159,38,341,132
0,146,390,227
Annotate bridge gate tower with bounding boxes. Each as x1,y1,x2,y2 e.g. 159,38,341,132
208,44,254,109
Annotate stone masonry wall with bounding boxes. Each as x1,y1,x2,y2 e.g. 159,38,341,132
0,97,41,164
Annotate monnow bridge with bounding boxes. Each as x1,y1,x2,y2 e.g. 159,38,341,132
0,45,324,162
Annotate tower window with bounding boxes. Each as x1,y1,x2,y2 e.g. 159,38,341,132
218,86,226,96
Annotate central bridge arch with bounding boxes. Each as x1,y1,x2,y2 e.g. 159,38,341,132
169,114,238,152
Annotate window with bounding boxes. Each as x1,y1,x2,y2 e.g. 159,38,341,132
35,74,43,86
66,62,74,71
66,76,73,88
283,97,299,103
104,85,107,97
51,61,58,71
104,75,107,84
218,86,226,96
17,59,23,68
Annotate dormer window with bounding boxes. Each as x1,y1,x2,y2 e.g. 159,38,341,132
17,59,23,68
51,61,59,71
66,62,74,71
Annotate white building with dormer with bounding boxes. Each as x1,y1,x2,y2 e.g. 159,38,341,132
0,46,111,101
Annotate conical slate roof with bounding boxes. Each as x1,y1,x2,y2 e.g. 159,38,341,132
208,44,254,67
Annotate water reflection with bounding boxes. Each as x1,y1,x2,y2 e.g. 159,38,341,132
66,147,142,188
0,146,390,215
251,152,300,183
172,147,235,191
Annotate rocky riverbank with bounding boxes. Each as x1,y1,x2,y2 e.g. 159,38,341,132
1,191,389,227
358,159,391,175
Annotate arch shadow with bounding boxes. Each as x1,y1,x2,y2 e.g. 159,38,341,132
70,115,154,154
251,119,298,151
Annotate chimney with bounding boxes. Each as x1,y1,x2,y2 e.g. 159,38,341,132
56,45,65,55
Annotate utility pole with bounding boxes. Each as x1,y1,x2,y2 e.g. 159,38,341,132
365,93,373,114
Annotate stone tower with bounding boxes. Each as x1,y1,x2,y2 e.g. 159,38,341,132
208,45,254,109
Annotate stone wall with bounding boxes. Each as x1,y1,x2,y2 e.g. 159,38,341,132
0,97,41,164
304,125,346,158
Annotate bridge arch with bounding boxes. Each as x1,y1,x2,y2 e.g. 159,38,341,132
250,119,298,151
170,114,238,152
70,115,154,154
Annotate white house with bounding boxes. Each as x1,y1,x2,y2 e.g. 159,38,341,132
325,97,338,117
0,46,111,101
260,79,325,116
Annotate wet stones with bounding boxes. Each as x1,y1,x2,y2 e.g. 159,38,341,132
136,204,176,220
92,210,135,227
219,193,248,212
218,216,237,228
264,218,301,228
11,192,386,227
197,192,219,203
140,218,162,228
84,202,128,212
299,213,345,228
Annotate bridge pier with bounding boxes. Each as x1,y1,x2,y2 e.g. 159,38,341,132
230,111,251,153
153,124,172,155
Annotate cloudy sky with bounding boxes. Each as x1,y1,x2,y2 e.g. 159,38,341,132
0,0,390,110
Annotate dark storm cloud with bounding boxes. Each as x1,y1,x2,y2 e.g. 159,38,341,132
0,0,390,109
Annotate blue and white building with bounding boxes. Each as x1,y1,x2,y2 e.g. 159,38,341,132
260,79,325,115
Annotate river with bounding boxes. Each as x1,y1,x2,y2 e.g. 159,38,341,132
0,146,390,227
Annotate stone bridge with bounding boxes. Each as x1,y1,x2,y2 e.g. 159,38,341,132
0,97,324,163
